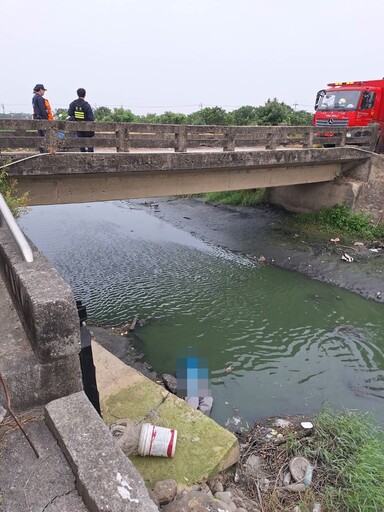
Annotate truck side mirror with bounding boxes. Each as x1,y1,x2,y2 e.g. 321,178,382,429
315,90,325,110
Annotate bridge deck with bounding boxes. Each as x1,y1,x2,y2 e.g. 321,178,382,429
0,147,371,206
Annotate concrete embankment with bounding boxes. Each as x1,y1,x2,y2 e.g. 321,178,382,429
92,339,240,488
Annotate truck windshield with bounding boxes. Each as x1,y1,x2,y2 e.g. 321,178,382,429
316,90,361,111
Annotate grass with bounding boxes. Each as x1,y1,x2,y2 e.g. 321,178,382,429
204,188,268,206
288,203,384,243
285,409,384,511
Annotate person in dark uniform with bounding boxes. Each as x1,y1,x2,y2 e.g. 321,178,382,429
32,83,50,153
68,88,95,152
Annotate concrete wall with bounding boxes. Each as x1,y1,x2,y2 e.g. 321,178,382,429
0,223,82,410
269,153,384,221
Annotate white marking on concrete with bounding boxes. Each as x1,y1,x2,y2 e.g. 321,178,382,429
116,472,140,504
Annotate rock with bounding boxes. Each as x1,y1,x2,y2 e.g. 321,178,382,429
213,499,237,512
190,483,212,496
129,316,138,331
162,373,178,394
283,471,291,485
147,489,160,508
313,503,321,512
232,496,246,509
214,491,234,505
152,479,177,505
161,490,218,512
207,476,224,494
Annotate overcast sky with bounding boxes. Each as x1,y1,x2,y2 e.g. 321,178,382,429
2,0,384,116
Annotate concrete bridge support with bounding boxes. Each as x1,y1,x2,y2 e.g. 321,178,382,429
269,153,384,222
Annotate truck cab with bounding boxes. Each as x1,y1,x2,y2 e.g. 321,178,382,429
313,80,384,150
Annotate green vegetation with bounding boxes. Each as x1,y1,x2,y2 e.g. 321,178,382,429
89,98,312,126
286,409,384,511
204,188,268,206
0,167,29,218
292,203,384,241
201,195,384,244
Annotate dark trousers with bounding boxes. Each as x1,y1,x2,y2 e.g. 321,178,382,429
76,131,94,153
37,130,48,153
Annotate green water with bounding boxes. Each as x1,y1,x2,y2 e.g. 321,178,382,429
19,200,384,428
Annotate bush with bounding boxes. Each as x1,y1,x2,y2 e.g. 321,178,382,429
0,167,29,218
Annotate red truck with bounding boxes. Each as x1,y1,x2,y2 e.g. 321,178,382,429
313,79,384,152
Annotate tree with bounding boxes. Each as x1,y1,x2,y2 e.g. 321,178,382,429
157,111,187,125
289,109,313,126
255,98,294,125
136,113,158,124
111,108,136,123
229,106,258,125
94,106,113,121
187,106,229,125
54,108,68,121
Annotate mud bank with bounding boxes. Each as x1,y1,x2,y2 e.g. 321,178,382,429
133,197,384,304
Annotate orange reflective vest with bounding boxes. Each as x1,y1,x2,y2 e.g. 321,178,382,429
44,98,54,121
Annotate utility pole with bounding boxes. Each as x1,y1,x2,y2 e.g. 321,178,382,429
1,104,5,115
293,102,298,111
199,102,203,110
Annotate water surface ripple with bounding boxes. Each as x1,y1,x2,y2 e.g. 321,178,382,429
19,201,384,427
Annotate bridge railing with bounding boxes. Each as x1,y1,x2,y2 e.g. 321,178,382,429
0,120,379,152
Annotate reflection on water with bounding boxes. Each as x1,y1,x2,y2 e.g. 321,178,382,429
19,201,384,427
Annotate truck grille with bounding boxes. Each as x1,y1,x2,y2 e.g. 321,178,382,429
315,119,348,127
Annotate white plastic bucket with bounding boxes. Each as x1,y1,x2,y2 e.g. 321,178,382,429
138,423,178,458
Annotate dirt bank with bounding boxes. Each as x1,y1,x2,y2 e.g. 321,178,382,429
133,197,384,304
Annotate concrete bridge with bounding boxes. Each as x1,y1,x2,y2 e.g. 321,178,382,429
0,120,381,215
0,119,383,509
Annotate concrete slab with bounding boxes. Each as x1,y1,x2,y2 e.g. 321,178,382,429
0,408,88,512
92,341,239,488
45,391,158,512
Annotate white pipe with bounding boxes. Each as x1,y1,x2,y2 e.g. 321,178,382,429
0,152,49,171
0,193,33,263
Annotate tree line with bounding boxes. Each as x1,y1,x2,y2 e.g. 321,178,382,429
54,98,313,126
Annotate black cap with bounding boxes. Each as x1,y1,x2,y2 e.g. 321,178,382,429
33,84,47,92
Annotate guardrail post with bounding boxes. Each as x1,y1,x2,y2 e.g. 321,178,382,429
340,130,347,147
45,123,55,152
116,124,130,152
116,124,123,152
223,128,236,151
369,123,380,152
303,129,314,148
265,130,278,150
175,126,187,152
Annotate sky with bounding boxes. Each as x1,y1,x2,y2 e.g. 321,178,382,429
2,0,384,116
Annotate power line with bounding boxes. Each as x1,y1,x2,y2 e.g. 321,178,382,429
0,101,314,112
